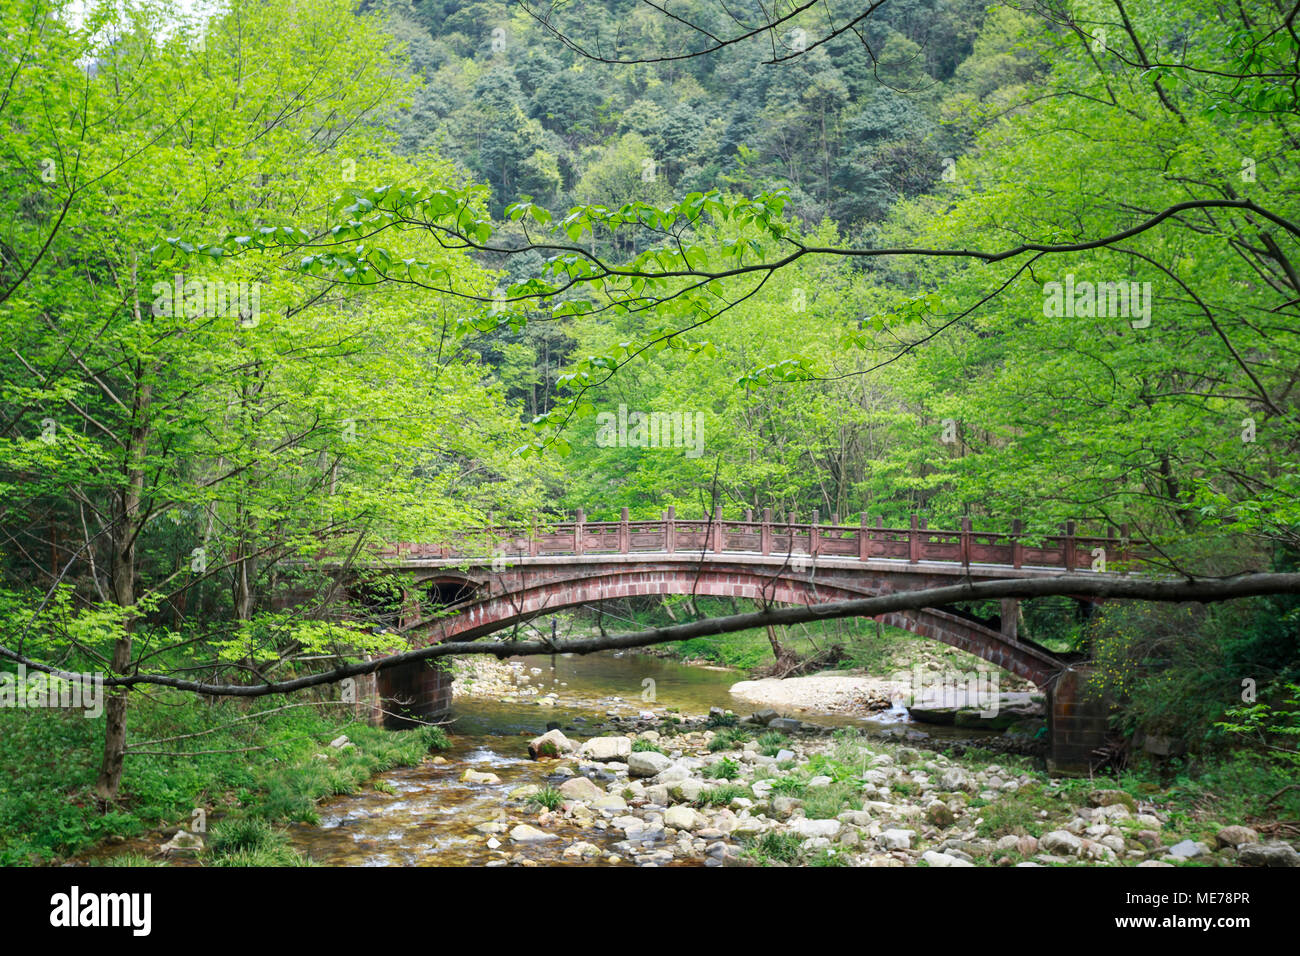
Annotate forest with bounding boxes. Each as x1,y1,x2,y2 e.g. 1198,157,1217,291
0,0,1298,880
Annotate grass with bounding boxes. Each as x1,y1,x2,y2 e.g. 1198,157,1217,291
696,783,750,807
703,757,741,780
743,830,803,865
0,693,450,866
769,775,808,796
708,726,750,751
529,786,564,811
631,739,665,754
756,731,789,757
802,781,861,819
809,847,851,867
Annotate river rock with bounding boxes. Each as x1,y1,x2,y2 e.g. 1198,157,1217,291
878,828,914,850
160,831,204,855
528,729,574,759
562,841,603,859
1237,841,1300,867
578,736,633,761
922,850,973,867
1040,831,1082,855
664,805,706,830
926,801,956,827
591,794,628,811
751,708,778,725
793,818,842,839
668,779,708,803
654,763,692,784
1088,789,1137,813
460,769,501,784
938,768,970,791
627,751,673,777
768,718,802,732
1167,839,1210,859
509,824,556,843
1215,825,1259,849
771,796,803,819
558,776,604,802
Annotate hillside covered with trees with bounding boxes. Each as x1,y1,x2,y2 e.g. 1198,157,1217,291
0,0,1297,879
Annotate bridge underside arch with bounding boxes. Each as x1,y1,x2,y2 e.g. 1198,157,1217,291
403,566,1062,686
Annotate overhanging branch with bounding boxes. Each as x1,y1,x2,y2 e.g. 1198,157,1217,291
4,572,1298,697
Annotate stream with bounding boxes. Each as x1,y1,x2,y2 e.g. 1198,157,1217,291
284,651,993,866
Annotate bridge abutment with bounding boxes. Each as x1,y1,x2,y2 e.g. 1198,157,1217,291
371,659,453,729
1045,665,1109,775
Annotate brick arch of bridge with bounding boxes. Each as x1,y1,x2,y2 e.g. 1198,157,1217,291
403,566,1063,686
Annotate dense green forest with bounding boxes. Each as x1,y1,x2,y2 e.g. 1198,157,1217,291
0,0,1298,871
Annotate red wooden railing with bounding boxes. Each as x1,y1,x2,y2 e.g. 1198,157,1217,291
381,507,1140,572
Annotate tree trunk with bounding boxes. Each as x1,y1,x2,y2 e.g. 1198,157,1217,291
95,363,151,802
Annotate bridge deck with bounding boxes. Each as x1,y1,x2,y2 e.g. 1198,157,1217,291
373,510,1140,575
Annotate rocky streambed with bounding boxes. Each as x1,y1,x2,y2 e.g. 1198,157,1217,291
432,711,1294,868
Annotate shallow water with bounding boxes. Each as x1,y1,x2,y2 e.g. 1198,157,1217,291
284,652,987,866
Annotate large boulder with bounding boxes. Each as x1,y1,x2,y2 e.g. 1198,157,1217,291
627,750,673,777
528,729,574,759
767,718,802,732
578,736,632,762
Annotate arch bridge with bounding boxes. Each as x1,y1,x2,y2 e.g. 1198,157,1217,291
340,508,1137,773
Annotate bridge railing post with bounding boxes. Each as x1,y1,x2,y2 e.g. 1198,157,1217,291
810,509,820,557
712,509,724,552
908,514,920,564
529,515,538,556
1011,518,1023,569
574,508,585,555
760,508,772,555
619,507,630,553
665,506,676,553
858,512,870,561
1064,520,1076,571
1119,523,1129,573
960,515,972,568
